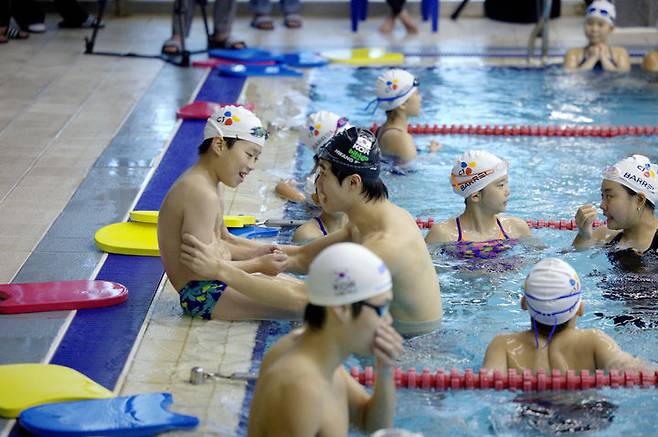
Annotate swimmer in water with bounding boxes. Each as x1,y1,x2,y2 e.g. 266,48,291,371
425,150,531,259
483,258,657,373
275,111,351,203
564,0,630,72
573,155,658,266
248,243,403,436
292,187,349,242
366,69,440,163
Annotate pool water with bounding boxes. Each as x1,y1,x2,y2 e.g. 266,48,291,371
246,66,658,436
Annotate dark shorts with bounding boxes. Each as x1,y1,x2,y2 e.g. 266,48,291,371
179,280,227,320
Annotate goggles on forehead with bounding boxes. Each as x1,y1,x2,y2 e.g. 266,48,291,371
587,6,610,17
336,116,349,130
249,126,269,140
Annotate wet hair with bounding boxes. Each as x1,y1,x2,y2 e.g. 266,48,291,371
198,137,237,154
330,162,389,202
304,302,364,330
620,185,655,211
532,318,570,337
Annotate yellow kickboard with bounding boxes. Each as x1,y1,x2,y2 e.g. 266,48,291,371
129,210,256,228
0,364,113,418
321,48,404,66
95,222,159,257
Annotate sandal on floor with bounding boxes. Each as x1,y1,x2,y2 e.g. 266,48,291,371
5,26,29,40
161,38,182,55
251,15,274,31
208,37,247,50
283,14,303,29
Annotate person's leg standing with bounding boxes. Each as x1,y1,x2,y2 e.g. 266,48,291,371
250,0,274,30
54,0,90,27
281,0,302,28
162,0,195,54
209,0,245,48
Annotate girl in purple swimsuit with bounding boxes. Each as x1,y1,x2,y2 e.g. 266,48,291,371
426,150,532,260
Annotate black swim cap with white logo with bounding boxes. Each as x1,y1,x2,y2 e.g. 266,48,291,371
316,127,381,180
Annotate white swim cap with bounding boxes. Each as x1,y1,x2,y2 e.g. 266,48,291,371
301,111,351,152
204,105,268,147
602,155,658,206
368,69,418,113
586,0,616,26
524,258,582,327
307,243,392,306
450,150,508,198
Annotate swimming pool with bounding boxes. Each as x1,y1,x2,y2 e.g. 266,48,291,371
243,65,658,436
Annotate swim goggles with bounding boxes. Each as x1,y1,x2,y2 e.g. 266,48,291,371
249,126,269,140
525,290,582,349
360,300,391,317
365,78,420,114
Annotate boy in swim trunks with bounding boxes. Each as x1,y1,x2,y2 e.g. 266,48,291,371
564,1,630,72
248,243,403,436
158,105,306,321
182,127,443,336
367,69,440,163
483,258,657,373
425,150,531,257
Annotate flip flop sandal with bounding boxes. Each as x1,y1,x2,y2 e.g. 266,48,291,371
5,26,29,40
161,38,182,55
207,38,247,50
283,14,303,29
251,15,274,31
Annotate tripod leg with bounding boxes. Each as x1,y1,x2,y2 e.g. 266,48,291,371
198,0,211,42
450,0,469,21
85,0,108,53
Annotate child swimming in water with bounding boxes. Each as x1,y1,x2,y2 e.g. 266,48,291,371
564,0,630,72
292,188,349,241
573,155,658,270
425,150,531,258
275,111,351,203
483,258,657,373
367,69,440,163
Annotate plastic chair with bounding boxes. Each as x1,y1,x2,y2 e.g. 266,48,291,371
351,0,439,33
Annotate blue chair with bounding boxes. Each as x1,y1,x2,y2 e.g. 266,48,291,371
351,0,439,33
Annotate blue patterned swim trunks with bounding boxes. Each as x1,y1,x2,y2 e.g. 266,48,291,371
179,280,227,320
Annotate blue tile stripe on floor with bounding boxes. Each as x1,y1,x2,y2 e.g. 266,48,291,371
47,74,246,391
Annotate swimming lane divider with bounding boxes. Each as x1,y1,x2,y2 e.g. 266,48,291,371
416,218,605,231
351,367,658,391
370,123,658,138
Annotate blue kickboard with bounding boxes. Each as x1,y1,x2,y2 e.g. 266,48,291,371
19,392,198,437
229,225,279,239
280,52,329,68
208,48,282,63
218,64,303,78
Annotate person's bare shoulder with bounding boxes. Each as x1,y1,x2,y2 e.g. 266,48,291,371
425,218,457,244
292,220,323,242
564,47,583,66
380,129,416,160
500,216,532,238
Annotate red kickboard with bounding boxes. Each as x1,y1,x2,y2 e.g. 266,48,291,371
192,58,276,69
0,280,128,314
176,101,256,120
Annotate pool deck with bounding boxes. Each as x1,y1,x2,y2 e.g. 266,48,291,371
0,11,657,436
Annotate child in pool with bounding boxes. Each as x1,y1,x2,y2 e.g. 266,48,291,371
564,0,630,72
274,111,351,203
425,150,531,258
483,258,657,373
573,155,658,270
292,187,349,241
367,69,440,163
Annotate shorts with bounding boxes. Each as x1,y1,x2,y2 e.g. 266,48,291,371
179,280,227,320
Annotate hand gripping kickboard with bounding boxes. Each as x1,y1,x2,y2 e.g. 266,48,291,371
19,392,199,436
0,364,112,418
0,280,128,314
129,210,256,228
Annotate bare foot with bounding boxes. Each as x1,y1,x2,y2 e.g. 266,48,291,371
378,16,395,34
399,10,419,34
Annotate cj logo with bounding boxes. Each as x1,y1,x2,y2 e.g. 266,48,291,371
216,110,240,126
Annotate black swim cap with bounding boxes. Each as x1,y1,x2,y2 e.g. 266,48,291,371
316,127,381,180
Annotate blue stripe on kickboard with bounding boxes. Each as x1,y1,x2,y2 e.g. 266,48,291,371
218,64,303,78
43,74,246,397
